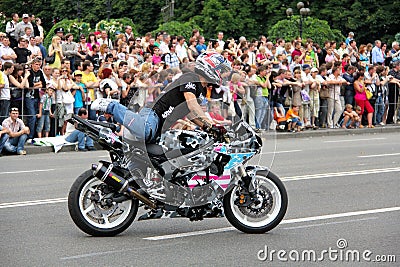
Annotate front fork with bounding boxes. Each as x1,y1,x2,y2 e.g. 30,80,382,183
238,165,253,190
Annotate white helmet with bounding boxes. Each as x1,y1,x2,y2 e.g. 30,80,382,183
195,52,232,85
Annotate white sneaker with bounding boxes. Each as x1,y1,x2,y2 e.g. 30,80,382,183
379,122,385,126
90,98,113,112
17,150,27,155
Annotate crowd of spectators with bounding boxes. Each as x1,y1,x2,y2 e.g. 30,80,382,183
1,13,400,155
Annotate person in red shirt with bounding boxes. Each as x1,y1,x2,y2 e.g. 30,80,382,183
208,103,232,125
291,41,305,64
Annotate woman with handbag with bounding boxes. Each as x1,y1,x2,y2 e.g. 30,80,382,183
9,64,29,112
353,71,374,128
47,36,64,69
57,68,75,134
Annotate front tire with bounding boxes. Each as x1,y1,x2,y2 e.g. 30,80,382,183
68,170,139,236
223,170,287,234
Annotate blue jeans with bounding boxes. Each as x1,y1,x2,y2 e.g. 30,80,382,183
88,104,97,121
344,90,354,106
254,96,268,129
106,101,159,143
65,130,94,149
374,95,384,124
36,111,51,133
25,97,39,139
4,134,28,153
0,126,9,153
0,99,10,124
74,106,83,115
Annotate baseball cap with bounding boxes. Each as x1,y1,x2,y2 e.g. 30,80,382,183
73,70,83,76
302,64,311,70
311,67,319,73
22,14,29,18
54,27,64,34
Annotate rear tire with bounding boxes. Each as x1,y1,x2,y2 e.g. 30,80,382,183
68,170,139,236
223,170,287,234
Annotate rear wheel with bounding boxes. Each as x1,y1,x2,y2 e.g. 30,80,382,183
68,170,139,236
223,170,287,234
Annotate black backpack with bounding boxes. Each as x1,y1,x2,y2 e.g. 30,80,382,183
161,53,170,63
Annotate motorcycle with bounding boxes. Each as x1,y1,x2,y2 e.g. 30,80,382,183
67,114,288,236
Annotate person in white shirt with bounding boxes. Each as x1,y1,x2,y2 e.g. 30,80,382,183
217,32,225,48
275,39,286,56
337,41,348,60
14,14,33,40
98,31,113,50
0,62,14,124
326,66,349,128
159,34,171,54
0,37,17,64
247,43,257,66
175,36,188,63
27,36,42,59
6,13,19,48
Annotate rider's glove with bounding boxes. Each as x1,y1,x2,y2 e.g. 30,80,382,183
206,124,227,141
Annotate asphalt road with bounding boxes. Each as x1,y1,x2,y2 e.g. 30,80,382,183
0,132,399,266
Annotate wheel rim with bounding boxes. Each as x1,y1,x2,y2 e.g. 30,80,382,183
79,177,133,229
230,174,282,228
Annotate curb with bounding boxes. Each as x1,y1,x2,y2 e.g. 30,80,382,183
24,142,103,155
263,125,400,140
21,125,400,155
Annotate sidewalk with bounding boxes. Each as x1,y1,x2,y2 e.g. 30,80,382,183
22,124,400,155
264,124,400,139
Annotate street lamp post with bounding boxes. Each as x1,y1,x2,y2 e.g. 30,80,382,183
286,2,311,39
106,0,112,22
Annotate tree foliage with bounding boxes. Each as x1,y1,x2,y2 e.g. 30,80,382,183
153,20,202,40
0,0,399,45
268,16,345,45
43,18,136,48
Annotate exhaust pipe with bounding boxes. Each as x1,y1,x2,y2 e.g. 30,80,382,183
92,163,157,209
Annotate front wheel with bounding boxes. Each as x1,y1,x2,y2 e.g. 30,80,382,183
223,170,287,234
68,170,139,236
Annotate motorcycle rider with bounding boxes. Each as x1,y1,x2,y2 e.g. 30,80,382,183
90,52,232,142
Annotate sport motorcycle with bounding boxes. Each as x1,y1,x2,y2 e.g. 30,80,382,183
67,114,288,236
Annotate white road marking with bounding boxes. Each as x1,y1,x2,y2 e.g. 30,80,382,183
60,241,189,260
0,198,67,209
282,217,378,230
323,137,386,143
0,169,55,175
358,152,400,158
261,150,302,154
143,206,400,241
1,167,399,209
282,167,400,181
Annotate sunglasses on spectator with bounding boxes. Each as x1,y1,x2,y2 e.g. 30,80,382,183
11,107,19,112
62,69,68,72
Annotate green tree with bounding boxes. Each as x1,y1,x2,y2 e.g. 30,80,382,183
96,18,138,37
268,16,345,45
43,19,92,48
200,0,259,39
153,20,202,40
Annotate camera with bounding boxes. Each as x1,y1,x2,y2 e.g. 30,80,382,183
207,38,219,45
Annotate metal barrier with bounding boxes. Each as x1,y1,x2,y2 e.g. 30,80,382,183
1,85,399,137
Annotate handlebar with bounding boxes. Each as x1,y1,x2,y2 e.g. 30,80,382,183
67,114,100,136
88,120,118,133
